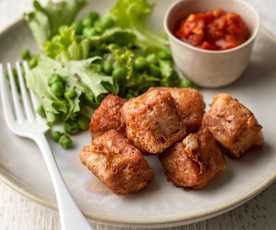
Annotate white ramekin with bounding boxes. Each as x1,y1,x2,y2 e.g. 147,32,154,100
164,0,260,88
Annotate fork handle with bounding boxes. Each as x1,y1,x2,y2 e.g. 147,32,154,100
34,134,92,230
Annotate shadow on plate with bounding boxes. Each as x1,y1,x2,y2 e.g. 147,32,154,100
234,142,274,168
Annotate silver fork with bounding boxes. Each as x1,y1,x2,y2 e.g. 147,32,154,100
0,62,91,230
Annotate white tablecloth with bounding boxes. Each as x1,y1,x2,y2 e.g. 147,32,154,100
0,0,276,230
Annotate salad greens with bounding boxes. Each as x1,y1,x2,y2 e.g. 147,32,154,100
27,55,110,122
24,0,194,148
24,0,87,48
110,0,168,49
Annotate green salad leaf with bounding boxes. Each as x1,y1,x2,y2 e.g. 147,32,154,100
67,57,111,98
24,0,87,48
26,55,111,124
110,0,168,49
89,28,137,46
44,26,137,61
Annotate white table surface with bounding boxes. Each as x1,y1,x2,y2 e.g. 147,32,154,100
0,0,276,230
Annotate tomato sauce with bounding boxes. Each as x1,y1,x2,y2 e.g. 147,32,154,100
174,9,250,50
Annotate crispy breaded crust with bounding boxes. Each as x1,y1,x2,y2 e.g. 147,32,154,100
121,89,187,154
203,93,263,158
90,95,126,136
80,130,154,195
149,87,205,132
159,128,225,189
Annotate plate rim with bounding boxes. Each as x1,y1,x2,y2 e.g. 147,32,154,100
1,17,276,227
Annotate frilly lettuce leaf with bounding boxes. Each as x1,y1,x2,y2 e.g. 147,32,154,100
110,0,168,49
89,27,137,46
24,0,87,48
26,55,112,122
44,26,137,61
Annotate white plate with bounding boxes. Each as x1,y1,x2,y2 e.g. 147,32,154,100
0,0,276,228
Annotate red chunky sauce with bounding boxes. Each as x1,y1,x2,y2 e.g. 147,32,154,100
174,9,250,50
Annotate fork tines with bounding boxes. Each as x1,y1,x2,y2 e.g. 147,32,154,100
0,62,39,124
